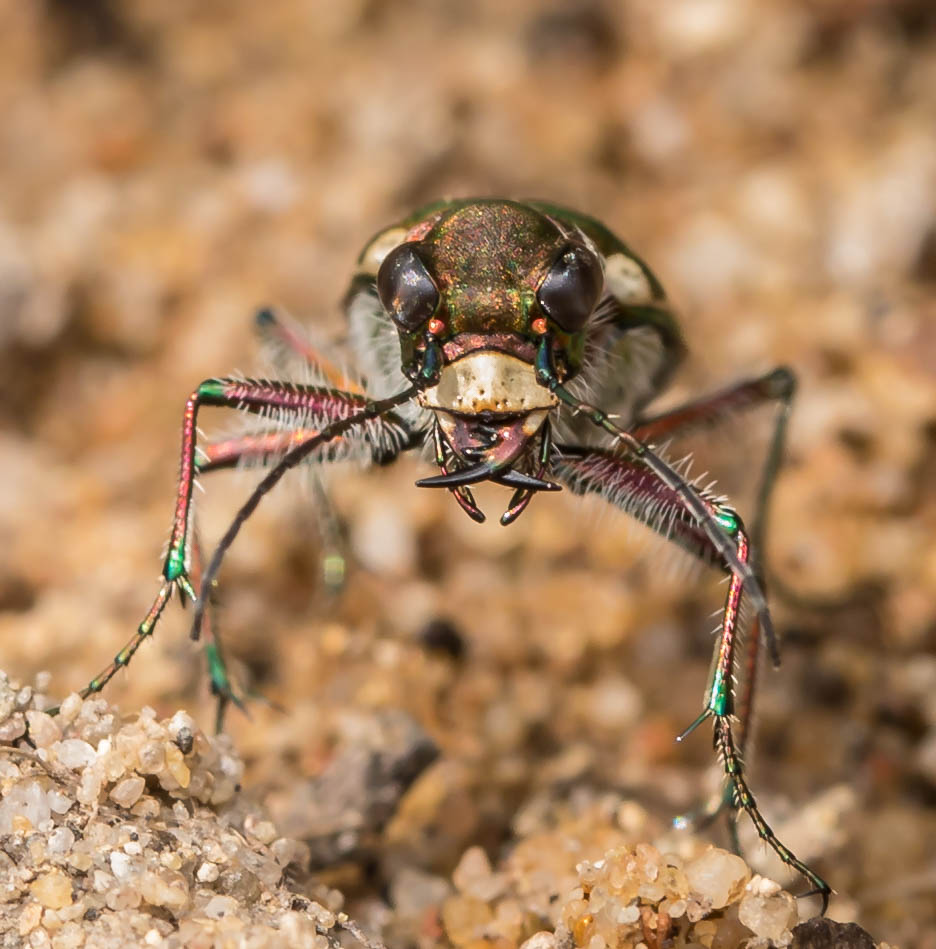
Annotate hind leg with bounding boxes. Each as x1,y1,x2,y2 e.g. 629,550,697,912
255,307,366,589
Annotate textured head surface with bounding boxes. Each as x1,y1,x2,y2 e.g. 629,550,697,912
417,200,565,336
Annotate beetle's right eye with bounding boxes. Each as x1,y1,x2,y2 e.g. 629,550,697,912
376,244,439,332
536,244,603,333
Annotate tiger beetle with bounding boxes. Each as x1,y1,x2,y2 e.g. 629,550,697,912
59,198,831,910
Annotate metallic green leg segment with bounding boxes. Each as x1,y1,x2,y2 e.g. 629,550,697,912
204,642,237,735
675,616,765,847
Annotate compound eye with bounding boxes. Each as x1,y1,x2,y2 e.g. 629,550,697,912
377,243,440,332
537,244,604,332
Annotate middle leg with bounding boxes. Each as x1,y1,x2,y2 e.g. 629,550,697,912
632,371,796,824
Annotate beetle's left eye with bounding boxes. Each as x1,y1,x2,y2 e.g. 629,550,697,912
537,244,604,332
377,244,440,332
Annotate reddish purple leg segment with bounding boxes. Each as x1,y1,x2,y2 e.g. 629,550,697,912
633,367,798,759
633,367,794,442
165,379,369,584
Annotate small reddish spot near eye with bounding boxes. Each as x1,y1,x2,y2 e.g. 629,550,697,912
531,317,548,335
428,317,446,335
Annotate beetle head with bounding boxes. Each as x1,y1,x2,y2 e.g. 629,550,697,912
372,200,604,476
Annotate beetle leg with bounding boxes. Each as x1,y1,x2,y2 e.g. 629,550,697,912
703,533,832,914
686,527,831,912
554,445,832,912
631,368,824,840
632,368,795,778
53,380,411,713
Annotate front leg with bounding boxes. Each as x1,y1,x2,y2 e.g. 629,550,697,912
54,379,402,711
554,445,832,911
52,384,212,706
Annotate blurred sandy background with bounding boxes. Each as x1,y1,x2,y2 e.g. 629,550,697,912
1,0,935,944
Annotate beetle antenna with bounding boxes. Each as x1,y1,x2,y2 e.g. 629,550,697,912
191,384,420,641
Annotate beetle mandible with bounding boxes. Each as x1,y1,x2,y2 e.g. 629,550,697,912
64,198,831,909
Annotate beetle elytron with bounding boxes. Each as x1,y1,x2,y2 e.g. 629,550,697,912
65,199,830,907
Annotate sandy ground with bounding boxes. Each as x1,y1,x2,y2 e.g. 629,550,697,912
1,1,935,946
